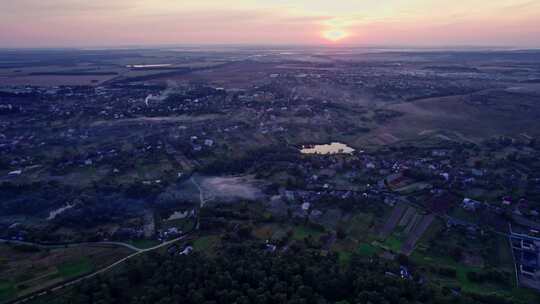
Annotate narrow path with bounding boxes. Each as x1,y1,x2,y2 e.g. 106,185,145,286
52,236,185,288
0,239,142,252
190,176,206,208
190,176,206,231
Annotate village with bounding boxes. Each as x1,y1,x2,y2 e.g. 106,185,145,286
2,49,540,302
2,79,540,293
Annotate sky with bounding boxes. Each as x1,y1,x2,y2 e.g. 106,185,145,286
1,0,539,48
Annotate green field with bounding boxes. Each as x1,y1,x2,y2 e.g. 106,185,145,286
193,236,220,252
405,221,528,299
357,243,380,257
382,235,403,252
292,225,324,241
0,244,132,303
346,212,375,240
338,252,352,266
57,257,94,278
409,249,538,303
0,280,16,302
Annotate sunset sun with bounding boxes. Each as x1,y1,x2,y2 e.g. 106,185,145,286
322,29,349,42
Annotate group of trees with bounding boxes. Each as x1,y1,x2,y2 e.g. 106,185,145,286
0,181,69,216
466,270,510,285
42,242,522,304
200,145,300,176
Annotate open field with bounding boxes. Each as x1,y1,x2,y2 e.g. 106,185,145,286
0,75,116,86
0,244,131,302
364,87,540,145
192,235,220,253
90,114,222,127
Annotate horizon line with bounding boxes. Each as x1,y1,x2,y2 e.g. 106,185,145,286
1,43,540,52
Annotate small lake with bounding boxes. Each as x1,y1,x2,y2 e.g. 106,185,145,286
301,142,355,155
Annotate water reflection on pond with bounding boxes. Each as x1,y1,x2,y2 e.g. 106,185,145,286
300,142,355,155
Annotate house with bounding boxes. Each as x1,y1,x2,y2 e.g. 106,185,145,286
400,266,412,279
510,229,540,282
8,169,22,176
521,239,536,251
265,240,277,253
310,209,323,218
179,246,193,255
462,198,481,211
432,150,449,157
521,249,540,278
440,173,450,181
282,190,295,202
161,227,181,240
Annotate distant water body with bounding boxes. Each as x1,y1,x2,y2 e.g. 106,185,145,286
126,64,172,68
301,142,355,155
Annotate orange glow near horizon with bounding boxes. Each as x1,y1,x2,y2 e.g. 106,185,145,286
322,29,349,42
1,1,539,47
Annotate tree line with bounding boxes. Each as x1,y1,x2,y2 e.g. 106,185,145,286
36,241,526,304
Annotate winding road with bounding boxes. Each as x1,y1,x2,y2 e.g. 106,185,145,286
0,239,142,252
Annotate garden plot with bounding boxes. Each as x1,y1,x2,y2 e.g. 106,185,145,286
401,214,435,255
378,203,407,239
378,203,435,255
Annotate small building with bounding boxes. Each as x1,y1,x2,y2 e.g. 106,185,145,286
179,246,193,256
8,169,22,176
462,198,481,211
502,196,513,206
510,228,540,288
